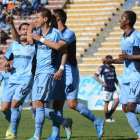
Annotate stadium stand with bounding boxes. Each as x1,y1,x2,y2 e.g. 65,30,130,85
0,0,66,72
78,1,140,75
65,0,125,59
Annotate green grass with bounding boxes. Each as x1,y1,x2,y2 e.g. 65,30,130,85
0,110,139,140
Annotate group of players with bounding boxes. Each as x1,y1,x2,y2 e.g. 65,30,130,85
1,7,140,140
0,8,104,140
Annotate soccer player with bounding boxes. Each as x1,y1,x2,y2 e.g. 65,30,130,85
0,63,11,95
25,90,36,119
25,8,73,140
103,10,140,140
94,55,120,122
1,23,36,139
31,9,104,140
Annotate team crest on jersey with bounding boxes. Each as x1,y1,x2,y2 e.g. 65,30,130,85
27,49,33,52
104,68,110,72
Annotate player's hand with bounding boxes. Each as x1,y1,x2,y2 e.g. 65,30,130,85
102,58,107,63
27,34,33,45
119,52,129,60
3,10,14,24
2,58,9,67
102,83,108,88
31,33,41,41
53,69,63,81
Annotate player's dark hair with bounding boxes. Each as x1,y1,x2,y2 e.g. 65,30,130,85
53,9,67,24
38,8,51,23
50,15,58,29
106,55,113,59
19,23,29,31
124,10,136,27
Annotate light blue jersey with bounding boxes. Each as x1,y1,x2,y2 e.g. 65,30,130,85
5,41,36,84
35,28,61,74
53,26,79,100
0,71,10,88
2,41,36,103
121,29,140,83
0,71,11,95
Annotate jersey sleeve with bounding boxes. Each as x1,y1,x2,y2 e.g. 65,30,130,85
94,66,103,76
0,72,4,81
5,42,14,61
62,31,76,45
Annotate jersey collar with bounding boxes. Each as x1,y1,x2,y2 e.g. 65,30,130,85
123,28,135,38
61,25,67,34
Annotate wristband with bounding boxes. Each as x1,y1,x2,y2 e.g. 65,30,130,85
40,37,45,43
59,65,64,70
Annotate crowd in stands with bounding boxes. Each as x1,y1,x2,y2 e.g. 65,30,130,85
0,0,48,44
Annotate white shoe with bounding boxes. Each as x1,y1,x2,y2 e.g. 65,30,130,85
105,118,112,122
111,118,115,122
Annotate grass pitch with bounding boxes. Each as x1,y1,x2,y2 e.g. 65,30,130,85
0,110,139,140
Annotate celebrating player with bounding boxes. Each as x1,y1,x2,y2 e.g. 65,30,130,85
31,9,104,140
103,10,140,140
1,23,36,139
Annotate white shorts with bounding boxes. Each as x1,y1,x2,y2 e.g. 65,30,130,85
102,90,119,102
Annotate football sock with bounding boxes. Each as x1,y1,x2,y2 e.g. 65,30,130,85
76,103,98,125
104,112,109,119
19,105,22,113
35,107,45,137
30,105,36,118
11,108,21,135
135,106,140,114
108,109,115,117
44,108,64,125
126,112,140,138
52,109,63,138
2,110,11,122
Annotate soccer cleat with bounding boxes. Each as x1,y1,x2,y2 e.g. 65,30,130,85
46,135,60,140
95,119,104,139
5,134,16,139
28,136,41,140
105,118,112,123
111,118,115,122
6,124,11,137
64,118,73,140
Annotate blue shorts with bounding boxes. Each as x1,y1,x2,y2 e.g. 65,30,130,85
25,92,32,103
52,70,79,100
120,81,140,104
32,73,56,102
2,79,33,103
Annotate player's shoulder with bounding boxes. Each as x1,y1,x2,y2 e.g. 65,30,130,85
65,27,76,38
0,71,5,76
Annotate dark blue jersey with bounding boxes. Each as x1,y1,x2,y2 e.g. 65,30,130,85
95,64,117,92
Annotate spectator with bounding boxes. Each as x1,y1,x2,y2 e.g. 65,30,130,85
2,0,9,10
21,0,31,19
7,0,15,15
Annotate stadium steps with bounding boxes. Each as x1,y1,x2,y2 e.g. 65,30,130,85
78,0,138,75
65,0,125,60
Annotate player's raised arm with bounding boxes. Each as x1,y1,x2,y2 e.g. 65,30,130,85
27,24,36,45
3,10,20,41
